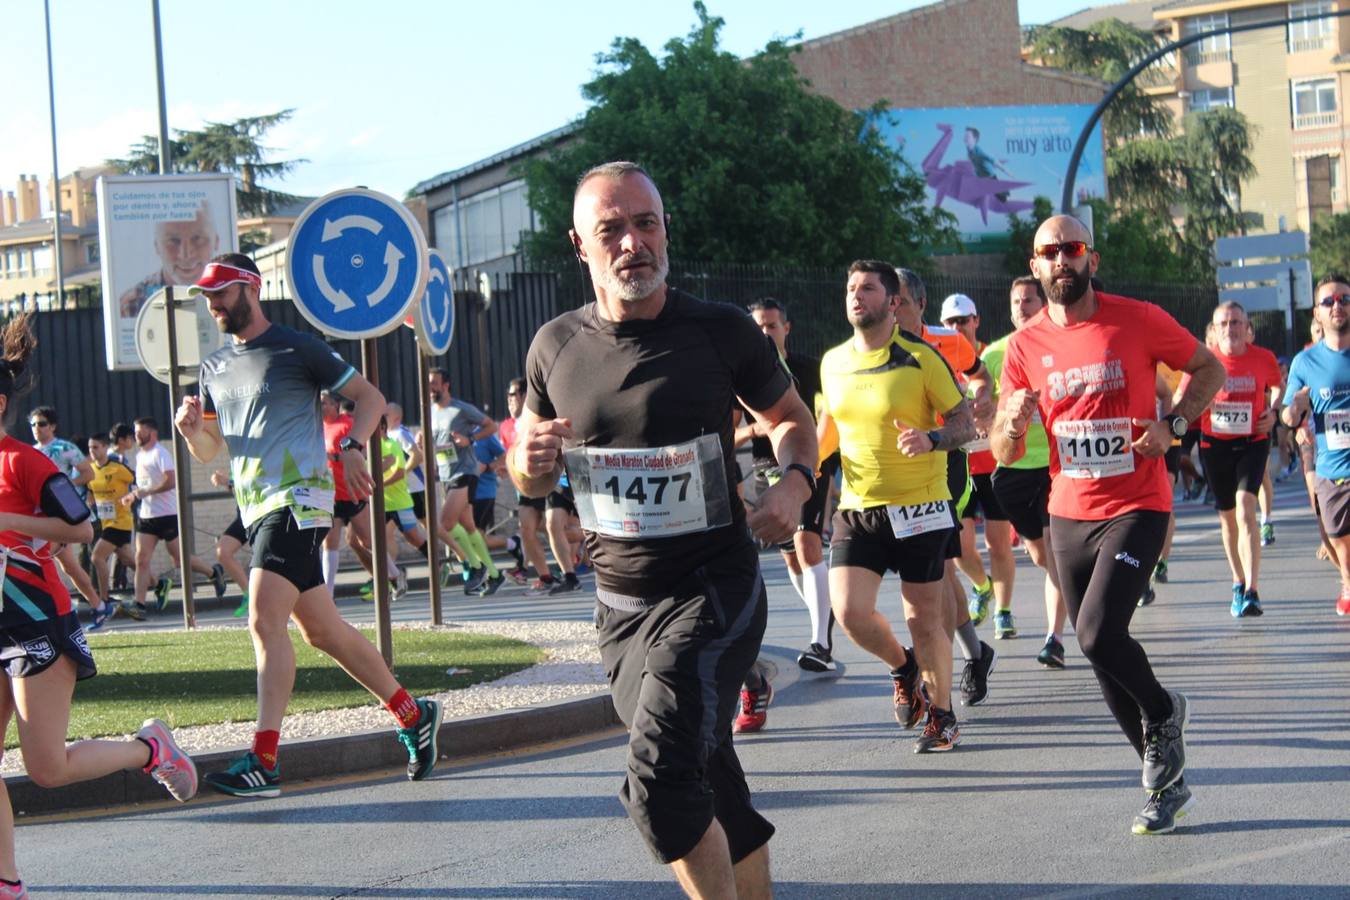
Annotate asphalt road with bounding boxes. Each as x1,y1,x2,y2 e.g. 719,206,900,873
14,479,1350,898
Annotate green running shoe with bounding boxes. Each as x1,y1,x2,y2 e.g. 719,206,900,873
397,699,444,781
204,751,280,799
993,609,1017,639
967,583,992,626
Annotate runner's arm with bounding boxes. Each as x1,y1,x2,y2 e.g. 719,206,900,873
966,360,995,427
0,511,92,545
1170,345,1225,424
176,396,224,463
72,459,94,488
507,405,570,498
335,372,384,499
817,409,839,465
742,386,817,491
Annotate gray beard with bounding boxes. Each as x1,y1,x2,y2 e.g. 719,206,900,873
595,256,670,302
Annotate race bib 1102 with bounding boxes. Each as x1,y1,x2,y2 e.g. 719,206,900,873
1053,417,1135,479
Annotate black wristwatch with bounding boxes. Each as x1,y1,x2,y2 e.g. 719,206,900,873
1165,414,1188,439
338,436,365,454
784,463,817,492
926,430,943,451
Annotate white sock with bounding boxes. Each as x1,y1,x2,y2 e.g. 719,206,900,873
323,550,340,594
787,567,805,600
388,558,401,578
804,561,832,648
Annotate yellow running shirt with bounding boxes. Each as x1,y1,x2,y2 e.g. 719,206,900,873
88,458,136,531
821,329,965,509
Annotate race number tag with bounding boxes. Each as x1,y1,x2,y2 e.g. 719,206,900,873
1326,410,1350,450
887,500,953,539
290,486,335,530
1052,418,1135,479
963,434,991,453
96,501,116,522
1211,401,1252,436
565,435,732,539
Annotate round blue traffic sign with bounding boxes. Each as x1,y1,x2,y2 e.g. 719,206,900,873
286,188,429,340
414,249,455,356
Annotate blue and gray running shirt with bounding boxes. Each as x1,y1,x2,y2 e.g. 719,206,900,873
199,324,356,527
1285,341,1350,481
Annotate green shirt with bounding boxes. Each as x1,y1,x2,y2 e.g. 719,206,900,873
982,334,1050,470
381,437,414,512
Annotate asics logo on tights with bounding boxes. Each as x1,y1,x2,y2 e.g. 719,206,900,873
1114,552,1140,569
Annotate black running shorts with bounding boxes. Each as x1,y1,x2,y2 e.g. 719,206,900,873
446,472,478,495
98,527,133,549
517,494,546,513
546,483,577,516
245,508,329,593
1,611,96,681
411,490,426,521
990,466,1051,541
1315,477,1350,538
958,472,1008,522
138,514,178,542
333,499,367,525
594,543,775,865
943,451,969,560
1199,435,1269,512
829,505,955,583
472,497,495,530
222,510,248,545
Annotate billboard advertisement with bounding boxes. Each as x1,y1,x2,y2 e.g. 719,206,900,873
864,104,1106,253
96,173,238,370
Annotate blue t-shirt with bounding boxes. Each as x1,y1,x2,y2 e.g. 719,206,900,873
473,436,505,501
1284,341,1350,480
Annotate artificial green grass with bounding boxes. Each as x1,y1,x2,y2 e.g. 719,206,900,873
6,627,543,745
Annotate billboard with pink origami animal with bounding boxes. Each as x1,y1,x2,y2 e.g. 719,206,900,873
863,105,1106,252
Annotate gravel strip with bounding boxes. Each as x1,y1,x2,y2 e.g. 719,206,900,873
1,620,605,775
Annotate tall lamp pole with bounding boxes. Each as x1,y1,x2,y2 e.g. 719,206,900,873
43,0,65,306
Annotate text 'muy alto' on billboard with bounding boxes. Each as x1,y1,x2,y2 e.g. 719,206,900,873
863,105,1107,253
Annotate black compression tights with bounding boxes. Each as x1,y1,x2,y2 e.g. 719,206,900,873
1050,511,1173,758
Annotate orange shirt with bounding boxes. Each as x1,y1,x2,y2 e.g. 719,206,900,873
921,325,994,474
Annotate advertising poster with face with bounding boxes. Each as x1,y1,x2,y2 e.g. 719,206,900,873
862,105,1106,253
95,173,238,370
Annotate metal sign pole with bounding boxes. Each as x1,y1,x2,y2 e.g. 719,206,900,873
162,288,196,628
418,351,442,625
363,338,393,666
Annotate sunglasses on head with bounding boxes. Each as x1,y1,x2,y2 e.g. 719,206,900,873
1033,241,1091,260
30,420,49,427
1319,293,1350,308
945,316,972,326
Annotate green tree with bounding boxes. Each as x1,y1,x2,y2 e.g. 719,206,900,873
1311,211,1350,276
520,3,956,269
107,109,305,217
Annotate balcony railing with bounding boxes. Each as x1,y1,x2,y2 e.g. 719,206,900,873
1295,110,1340,129
1289,34,1332,53
1183,47,1231,66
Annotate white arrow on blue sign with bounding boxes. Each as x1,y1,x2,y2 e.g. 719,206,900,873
414,249,455,356
286,188,429,340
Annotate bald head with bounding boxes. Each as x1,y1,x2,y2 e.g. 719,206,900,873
1033,214,1092,248
569,163,670,305
1030,214,1098,307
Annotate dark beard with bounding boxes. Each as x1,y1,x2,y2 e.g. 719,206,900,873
219,297,254,334
1044,268,1089,305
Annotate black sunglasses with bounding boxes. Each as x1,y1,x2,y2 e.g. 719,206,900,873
30,420,50,427
1319,293,1350,308
944,316,973,326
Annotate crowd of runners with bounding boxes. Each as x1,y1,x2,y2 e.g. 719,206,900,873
3,161,1350,898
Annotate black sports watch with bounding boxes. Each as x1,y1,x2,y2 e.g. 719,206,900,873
926,430,943,451
338,436,365,454
1164,414,1188,439
783,463,817,492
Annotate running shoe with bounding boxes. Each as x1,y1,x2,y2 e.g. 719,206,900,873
153,575,172,611
393,569,409,601
1037,635,1066,669
1230,582,1246,618
88,601,119,632
1153,559,1169,584
1260,522,1275,547
548,573,582,595
967,583,992,626
993,609,1017,639
1142,690,1189,792
138,718,198,801
1240,589,1264,617
891,656,929,730
463,566,487,595
233,594,249,618
204,751,280,798
397,698,444,781
797,642,836,672
733,682,773,733
0,880,27,899
439,561,455,588
474,572,506,597
1337,587,1350,617
359,579,375,602
914,707,960,753
124,602,147,621
211,563,228,598
526,577,556,597
507,566,529,586
1138,584,1156,607
1132,779,1194,836
959,641,996,707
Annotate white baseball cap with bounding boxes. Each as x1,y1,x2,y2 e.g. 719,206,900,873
940,293,977,321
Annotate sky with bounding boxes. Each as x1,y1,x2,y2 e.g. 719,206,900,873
2,0,1100,211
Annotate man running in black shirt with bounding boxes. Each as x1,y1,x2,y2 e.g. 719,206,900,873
511,162,817,898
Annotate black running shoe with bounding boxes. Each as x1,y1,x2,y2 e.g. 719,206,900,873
204,751,280,799
797,643,836,672
891,654,928,730
1037,635,1066,669
474,572,506,597
548,574,581,595
1132,779,1194,835
914,706,960,753
398,699,444,781
211,563,228,598
959,641,996,707
1142,690,1189,791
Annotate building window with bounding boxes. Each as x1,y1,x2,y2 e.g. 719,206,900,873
1183,14,1231,65
1331,156,1342,203
1293,77,1339,128
3,251,15,278
431,179,534,269
1289,0,1335,52
85,241,99,265
32,246,52,277
1188,87,1234,112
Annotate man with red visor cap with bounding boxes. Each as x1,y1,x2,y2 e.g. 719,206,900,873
175,253,443,797
992,215,1224,836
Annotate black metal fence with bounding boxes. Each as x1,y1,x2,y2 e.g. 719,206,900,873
5,262,1295,442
